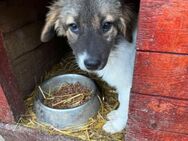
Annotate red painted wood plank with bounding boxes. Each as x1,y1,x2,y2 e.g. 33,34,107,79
0,33,25,122
127,94,188,136
0,85,14,123
132,51,188,99
137,0,188,54
126,126,188,141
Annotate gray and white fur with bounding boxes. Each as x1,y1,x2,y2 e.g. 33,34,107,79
41,0,139,134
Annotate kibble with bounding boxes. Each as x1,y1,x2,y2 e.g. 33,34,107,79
43,82,92,109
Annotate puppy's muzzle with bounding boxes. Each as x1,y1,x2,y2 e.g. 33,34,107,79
84,58,101,70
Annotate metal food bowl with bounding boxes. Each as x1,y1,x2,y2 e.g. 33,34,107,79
34,74,100,129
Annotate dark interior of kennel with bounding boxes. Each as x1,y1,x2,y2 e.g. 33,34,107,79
0,0,188,140
0,0,68,121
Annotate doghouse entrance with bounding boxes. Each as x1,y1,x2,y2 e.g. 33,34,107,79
1,0,187,140
0,0,126,140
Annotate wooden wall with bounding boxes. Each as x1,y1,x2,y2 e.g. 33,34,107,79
0,1,63,122
126,0,188,140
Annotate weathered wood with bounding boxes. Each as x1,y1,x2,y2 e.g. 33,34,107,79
3,22,43,60
0,123,79,141
137,0,188,54
12,40,62,96
0,33,25,122
0,6,37,33
128,94,188,134
0,2,63,123
125,93,188,140
132,51,188,99
0,85,14,123
127,0,188,140
126,126,188,141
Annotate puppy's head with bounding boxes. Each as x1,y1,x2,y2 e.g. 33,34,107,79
41,0,137,71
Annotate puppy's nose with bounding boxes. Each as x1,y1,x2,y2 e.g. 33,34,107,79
84,59,101,70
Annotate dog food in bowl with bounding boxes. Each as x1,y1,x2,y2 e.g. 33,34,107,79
34,74,100,129
43,82,92,109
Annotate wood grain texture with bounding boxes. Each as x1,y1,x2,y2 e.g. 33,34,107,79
0,33,25,122
0,123,78,141
3,22,43,60
12,40,62,96
126,126,188,141
127,0,188,140
137,0,188,54
125,93,188,140
132,51,188,99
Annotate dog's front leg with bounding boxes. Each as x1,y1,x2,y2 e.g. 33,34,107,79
103,87,131,134
101,42,135,134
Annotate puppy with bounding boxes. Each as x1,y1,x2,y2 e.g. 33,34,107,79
41,0,139,134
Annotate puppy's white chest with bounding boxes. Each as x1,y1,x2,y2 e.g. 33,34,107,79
96,39,136,89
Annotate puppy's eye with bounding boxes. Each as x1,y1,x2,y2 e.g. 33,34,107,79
69,23,79,33
102,22,113,32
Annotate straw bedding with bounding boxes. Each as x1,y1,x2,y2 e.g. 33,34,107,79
19,54,125,141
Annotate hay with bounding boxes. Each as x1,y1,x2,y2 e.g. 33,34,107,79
19,53,124,141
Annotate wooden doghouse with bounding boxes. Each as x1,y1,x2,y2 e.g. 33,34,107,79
126,0,188,140
0,0,188,140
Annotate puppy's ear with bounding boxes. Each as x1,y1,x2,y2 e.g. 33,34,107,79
119,1,139,42
119,7,135,42
41,5,60,42
119,17,127,38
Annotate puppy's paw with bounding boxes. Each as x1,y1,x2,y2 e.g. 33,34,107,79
102,118,126,134
107,110,119,120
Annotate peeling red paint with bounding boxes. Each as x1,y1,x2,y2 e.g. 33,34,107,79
0,85,14,122
126,0,188,140
147,99,174,113
137,0,188,54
